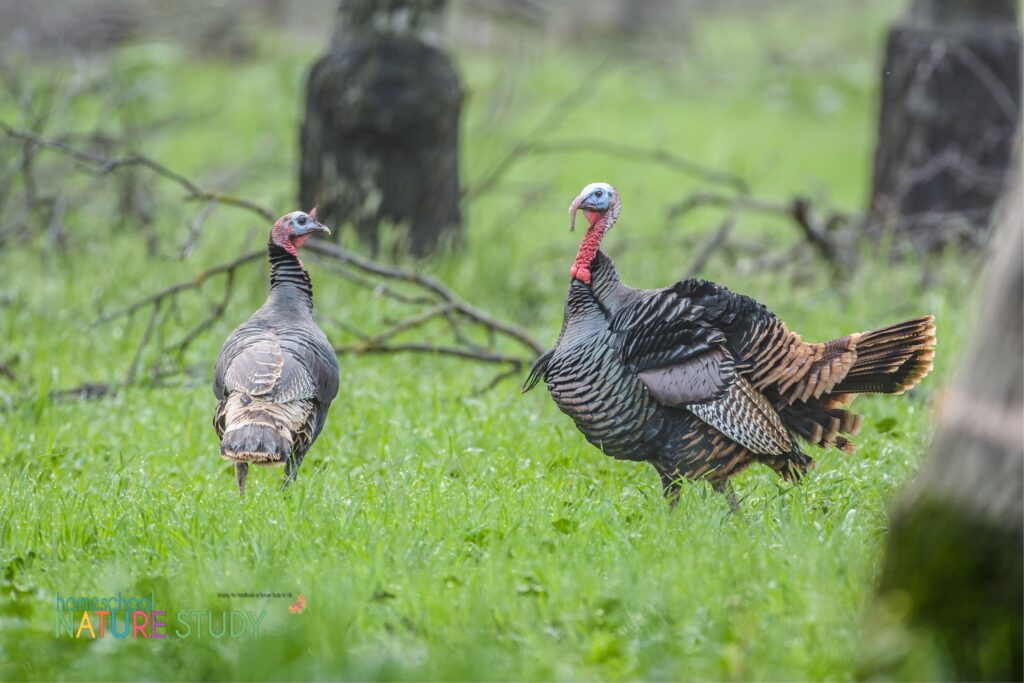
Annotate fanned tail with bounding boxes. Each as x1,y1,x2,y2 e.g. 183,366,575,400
778,315,935,455
835,315,936,395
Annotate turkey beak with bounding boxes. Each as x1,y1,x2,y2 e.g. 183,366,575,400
569,195,584,232
307,207,330,235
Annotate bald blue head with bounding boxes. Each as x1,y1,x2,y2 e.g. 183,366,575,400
576,182,615,211
569,182,619,231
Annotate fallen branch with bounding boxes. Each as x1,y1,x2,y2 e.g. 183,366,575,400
305,241,544,356
95,250,263,324
665,190,858,274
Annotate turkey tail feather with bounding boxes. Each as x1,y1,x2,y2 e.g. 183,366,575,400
215,394,316,465
221,422,290,464
781,402,862,452
777,315,933,453
836,315,936,395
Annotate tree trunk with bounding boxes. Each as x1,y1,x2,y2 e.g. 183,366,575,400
299,0,463,257
868,0,1022,251
869,171,1023,680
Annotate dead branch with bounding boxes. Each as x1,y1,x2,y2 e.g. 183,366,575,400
179,198,219,258
164,266,236,359
184,191,274,221
467,137,749,203
334,343,526,367
305,241,545,356
465,58,618,203
87,240,542,396
48,382,118,401
474,365,522,395
124,300,162,386
95,250,263,324
464,56,743,203
666,191,790,219
790,197,847,266
345,304,456,351
665,190,858,274
683,212,735,279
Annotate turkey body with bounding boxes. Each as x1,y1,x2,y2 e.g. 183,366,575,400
213,241,339,494
528,250,935,498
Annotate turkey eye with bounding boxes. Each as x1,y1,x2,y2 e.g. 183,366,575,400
595,190,603,198
298,216,307,225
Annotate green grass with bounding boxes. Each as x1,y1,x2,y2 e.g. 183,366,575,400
0,3,973,680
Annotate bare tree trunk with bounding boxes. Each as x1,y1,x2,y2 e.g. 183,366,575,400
870,171,1023,680
868,0,1021,251
299,0,463,257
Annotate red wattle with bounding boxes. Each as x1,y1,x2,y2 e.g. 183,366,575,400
571,218,606,285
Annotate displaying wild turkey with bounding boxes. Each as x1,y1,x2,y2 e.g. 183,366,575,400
525,182,936,505
213,209,339,495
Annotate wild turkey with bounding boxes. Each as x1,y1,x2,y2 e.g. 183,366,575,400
213,209,340,495
525,182,936,505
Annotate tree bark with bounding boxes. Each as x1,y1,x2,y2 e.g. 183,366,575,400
868,0,1022,251
871,171,1023,680
299,0,463,257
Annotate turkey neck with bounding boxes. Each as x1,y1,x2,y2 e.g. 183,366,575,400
573,200,621,283
572,216,608,282
587,251,624,305
572,208,625,311
268,242,314,311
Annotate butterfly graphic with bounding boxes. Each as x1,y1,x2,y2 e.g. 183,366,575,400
288,593,306,615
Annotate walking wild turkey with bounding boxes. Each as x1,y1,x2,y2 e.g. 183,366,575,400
525,182,936,505
213,209,339,495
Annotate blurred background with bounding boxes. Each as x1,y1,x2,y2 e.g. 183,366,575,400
0,1,1020,681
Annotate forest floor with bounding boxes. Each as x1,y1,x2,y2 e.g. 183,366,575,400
0,3,978,680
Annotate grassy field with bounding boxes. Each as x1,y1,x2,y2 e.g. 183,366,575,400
0,3,977,680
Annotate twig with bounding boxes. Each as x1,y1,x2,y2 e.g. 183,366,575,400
666,190,856,272
346,304,455,351
790,197,844,265
179,198,220,258
474,366,522,395
666,191,789,220
335,343,525,367
305,240,544,356
309,256,436,306
48,382,118,401
124,301,162,386
95,250,263,323
184,191,275,221
468,138,749,203
165,267,236,358
465,59,618,203
683,212,735,278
